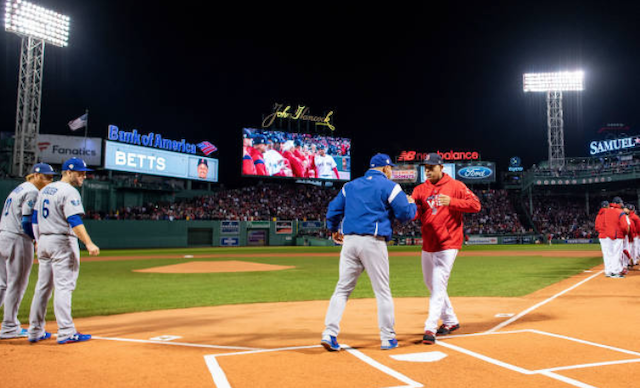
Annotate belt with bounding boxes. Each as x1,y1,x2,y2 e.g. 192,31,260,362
347,234,387,242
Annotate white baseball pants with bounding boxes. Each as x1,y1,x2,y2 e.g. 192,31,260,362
422,249,459,333
634,237,640,265
28,235,80,342
323,235,396,341
600,238,624,275
0,231,34,337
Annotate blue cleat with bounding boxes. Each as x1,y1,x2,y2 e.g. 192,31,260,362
321,335,341,351
29,331,52,343
381,338,398,350
58,333,92,344
0,328,29,339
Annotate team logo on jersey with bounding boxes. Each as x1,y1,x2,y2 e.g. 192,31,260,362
70,200,81,206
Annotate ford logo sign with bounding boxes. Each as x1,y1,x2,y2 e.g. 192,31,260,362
457,166,493,179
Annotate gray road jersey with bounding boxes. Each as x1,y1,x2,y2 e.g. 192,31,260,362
35,181,84,237
0,181,38,237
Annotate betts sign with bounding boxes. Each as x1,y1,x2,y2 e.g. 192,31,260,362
398,150,480,162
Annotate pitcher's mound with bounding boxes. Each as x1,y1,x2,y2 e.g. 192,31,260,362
133,261,295,274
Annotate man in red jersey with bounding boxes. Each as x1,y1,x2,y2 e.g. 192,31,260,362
242,129,256,175
603,197,630,277
249,135,268,176
411,153,481,345
595,201,612,274
628,204,640,266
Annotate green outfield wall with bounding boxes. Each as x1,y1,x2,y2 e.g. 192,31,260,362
83,220,305,249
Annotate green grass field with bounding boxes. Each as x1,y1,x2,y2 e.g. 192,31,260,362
8,244,602,321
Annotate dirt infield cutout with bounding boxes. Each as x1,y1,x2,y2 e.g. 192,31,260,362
133,260,295,273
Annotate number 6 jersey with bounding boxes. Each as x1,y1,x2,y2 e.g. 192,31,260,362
34,181,85,237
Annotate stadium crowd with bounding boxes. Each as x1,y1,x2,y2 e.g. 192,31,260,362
87,185,535,238
85,184,339,222
529,196,597,240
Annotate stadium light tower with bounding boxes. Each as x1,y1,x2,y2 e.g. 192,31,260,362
4,0,70,176
523,71,584,169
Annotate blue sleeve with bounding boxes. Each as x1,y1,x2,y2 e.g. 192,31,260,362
389,186,417,223
32,210,38,225
326,188,346,232
22,215,34,239
67,214,84,228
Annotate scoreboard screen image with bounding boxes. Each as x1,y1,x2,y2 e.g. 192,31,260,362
241,128,351,181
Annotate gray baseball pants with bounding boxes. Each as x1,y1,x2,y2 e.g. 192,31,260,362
28,234,80,342
0,231,34,338
323,235,396,341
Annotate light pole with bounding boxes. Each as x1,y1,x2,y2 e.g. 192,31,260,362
4,0,69,176
523,71,584,169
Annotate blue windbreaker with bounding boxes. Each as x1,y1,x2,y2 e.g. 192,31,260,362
326,169,417,240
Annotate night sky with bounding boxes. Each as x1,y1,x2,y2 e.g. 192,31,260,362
2,1,640,184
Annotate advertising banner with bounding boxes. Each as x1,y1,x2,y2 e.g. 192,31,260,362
220,237,239,246
220,221,240,235
391,165,418,183
455,162,496,184
300,221,324,229
37,134,102,166
104,140,218,182
466,236,498,245
246,221,270,228
275,221,293,234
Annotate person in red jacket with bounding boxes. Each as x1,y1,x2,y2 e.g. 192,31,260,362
595,201,611,274
411,153,481,345
602,197,630,277
623,203,637,269
629,204,640,266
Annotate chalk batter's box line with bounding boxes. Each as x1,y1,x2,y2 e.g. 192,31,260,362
204,344,424,388
436,329,640,388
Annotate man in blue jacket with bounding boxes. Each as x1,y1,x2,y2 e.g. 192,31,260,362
321,153,417,351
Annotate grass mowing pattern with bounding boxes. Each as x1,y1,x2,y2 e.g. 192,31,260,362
9,245,602,320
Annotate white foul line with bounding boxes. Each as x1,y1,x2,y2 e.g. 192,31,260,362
92,336,262,351
486,270,604,333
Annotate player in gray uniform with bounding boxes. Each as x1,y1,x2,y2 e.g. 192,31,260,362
28,157,100,344
322,153,417,351
0,163,56,339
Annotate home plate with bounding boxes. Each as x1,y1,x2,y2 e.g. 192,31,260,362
184,255,194,259
150,335,182,341
495,313,515,318
390,351,447,362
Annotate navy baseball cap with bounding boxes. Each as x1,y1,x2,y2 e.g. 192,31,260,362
253,135,267,145
31,163,57,175
62,157,93,172
369,153,396,168
600,201,609,208
423,153,444,165
612,196,623,204
242,128,253,138
198,158,208,167
294,139,303,147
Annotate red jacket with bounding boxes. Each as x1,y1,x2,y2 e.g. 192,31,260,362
595,208,607,238
412,173,481,252
601,205,629,239
631,211,640,239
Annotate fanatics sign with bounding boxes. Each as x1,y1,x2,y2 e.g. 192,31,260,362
37,134,102,166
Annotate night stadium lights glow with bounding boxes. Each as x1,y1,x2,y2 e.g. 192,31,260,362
4,0,69,47
523,71,584,92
